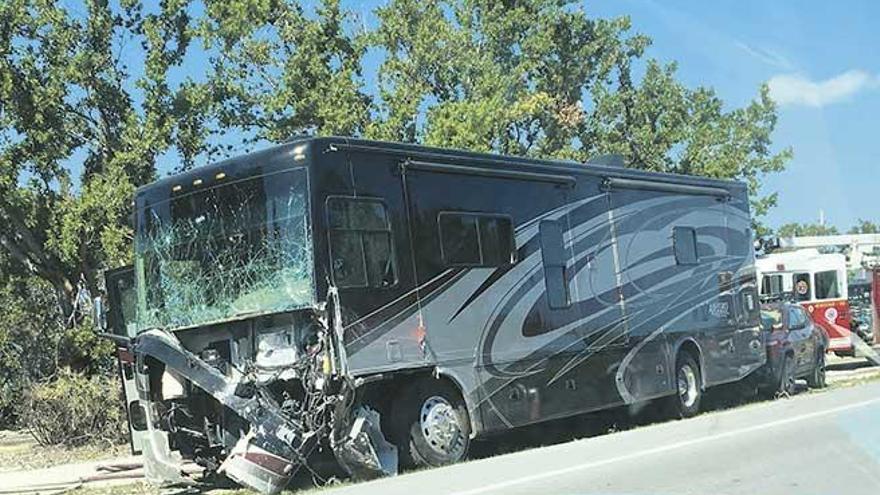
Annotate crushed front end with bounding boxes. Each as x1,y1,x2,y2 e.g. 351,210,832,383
130,305,396,494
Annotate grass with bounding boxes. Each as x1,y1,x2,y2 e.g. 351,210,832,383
0,435,130,472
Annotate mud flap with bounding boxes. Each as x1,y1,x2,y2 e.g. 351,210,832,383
333,407,398,480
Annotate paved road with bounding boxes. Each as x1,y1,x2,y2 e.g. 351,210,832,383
326,382,880,495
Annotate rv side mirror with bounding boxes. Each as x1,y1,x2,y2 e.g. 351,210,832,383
92,296,107,331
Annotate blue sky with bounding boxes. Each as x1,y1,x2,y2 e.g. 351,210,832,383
585,0,879,231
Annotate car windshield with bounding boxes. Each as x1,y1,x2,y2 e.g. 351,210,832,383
135,168,314,329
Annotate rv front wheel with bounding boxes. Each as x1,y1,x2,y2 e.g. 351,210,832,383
390,379,471,469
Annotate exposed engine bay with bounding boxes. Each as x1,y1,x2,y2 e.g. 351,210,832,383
131,301,397,494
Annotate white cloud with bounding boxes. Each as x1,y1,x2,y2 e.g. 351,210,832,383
768,70,880,107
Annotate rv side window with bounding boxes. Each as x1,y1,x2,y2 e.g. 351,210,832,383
673,227,699,265
327,197,397,289
539,219,570,309
814,270,840,300
438,213,515,267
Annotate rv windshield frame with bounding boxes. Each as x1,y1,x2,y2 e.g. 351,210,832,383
134,167,315,331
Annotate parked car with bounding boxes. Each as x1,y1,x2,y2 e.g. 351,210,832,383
758,302,829,396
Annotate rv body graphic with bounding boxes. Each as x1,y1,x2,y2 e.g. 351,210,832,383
105,138,765,493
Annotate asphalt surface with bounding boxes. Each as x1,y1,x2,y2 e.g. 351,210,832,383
326,381,880,495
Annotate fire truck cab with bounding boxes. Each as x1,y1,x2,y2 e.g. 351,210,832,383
756,249,853,355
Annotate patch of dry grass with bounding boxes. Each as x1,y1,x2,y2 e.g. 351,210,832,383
0,434,129,472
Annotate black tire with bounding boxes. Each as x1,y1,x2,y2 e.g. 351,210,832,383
390,379,471,469
806,349,827,389
667,352,702,419
776,353,797,396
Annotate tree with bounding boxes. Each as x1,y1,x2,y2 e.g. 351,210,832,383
849,219,879,234
0,0,221,318
776,222,840,237
366,0,790,223
197,0,371,149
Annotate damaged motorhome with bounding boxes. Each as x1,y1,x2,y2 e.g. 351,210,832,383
99,137,766,494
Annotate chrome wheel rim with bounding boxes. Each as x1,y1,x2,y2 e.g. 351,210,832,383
677,364,698,408
420,396,466,458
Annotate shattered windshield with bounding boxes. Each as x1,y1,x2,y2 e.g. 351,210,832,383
135,168,314,330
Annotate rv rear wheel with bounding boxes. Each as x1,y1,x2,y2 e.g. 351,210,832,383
390,379,471,469
668,353,702,419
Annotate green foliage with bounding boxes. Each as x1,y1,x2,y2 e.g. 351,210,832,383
198,0,371,145
17,368,127,447
777,222,840,237
849,219,879,234
0,267,114,428
0,0,215,316
363,0,790,223
0,275,65,427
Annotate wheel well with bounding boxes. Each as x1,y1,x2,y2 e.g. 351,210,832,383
678,340,700,362
356,369,468,428
676,339,703,387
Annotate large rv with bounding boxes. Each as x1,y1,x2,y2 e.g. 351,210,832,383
101,137,765,494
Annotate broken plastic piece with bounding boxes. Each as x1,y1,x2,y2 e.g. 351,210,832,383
333,407,398,480
219,430,296,495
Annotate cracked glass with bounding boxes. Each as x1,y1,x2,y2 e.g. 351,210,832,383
135,168,314,329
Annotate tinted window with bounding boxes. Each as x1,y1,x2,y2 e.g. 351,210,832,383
439,213,515,267
673,227,699,265
814,270,840,300
540,219,570,309
328,198,396,288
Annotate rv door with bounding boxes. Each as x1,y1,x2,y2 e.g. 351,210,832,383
104,266,146,455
